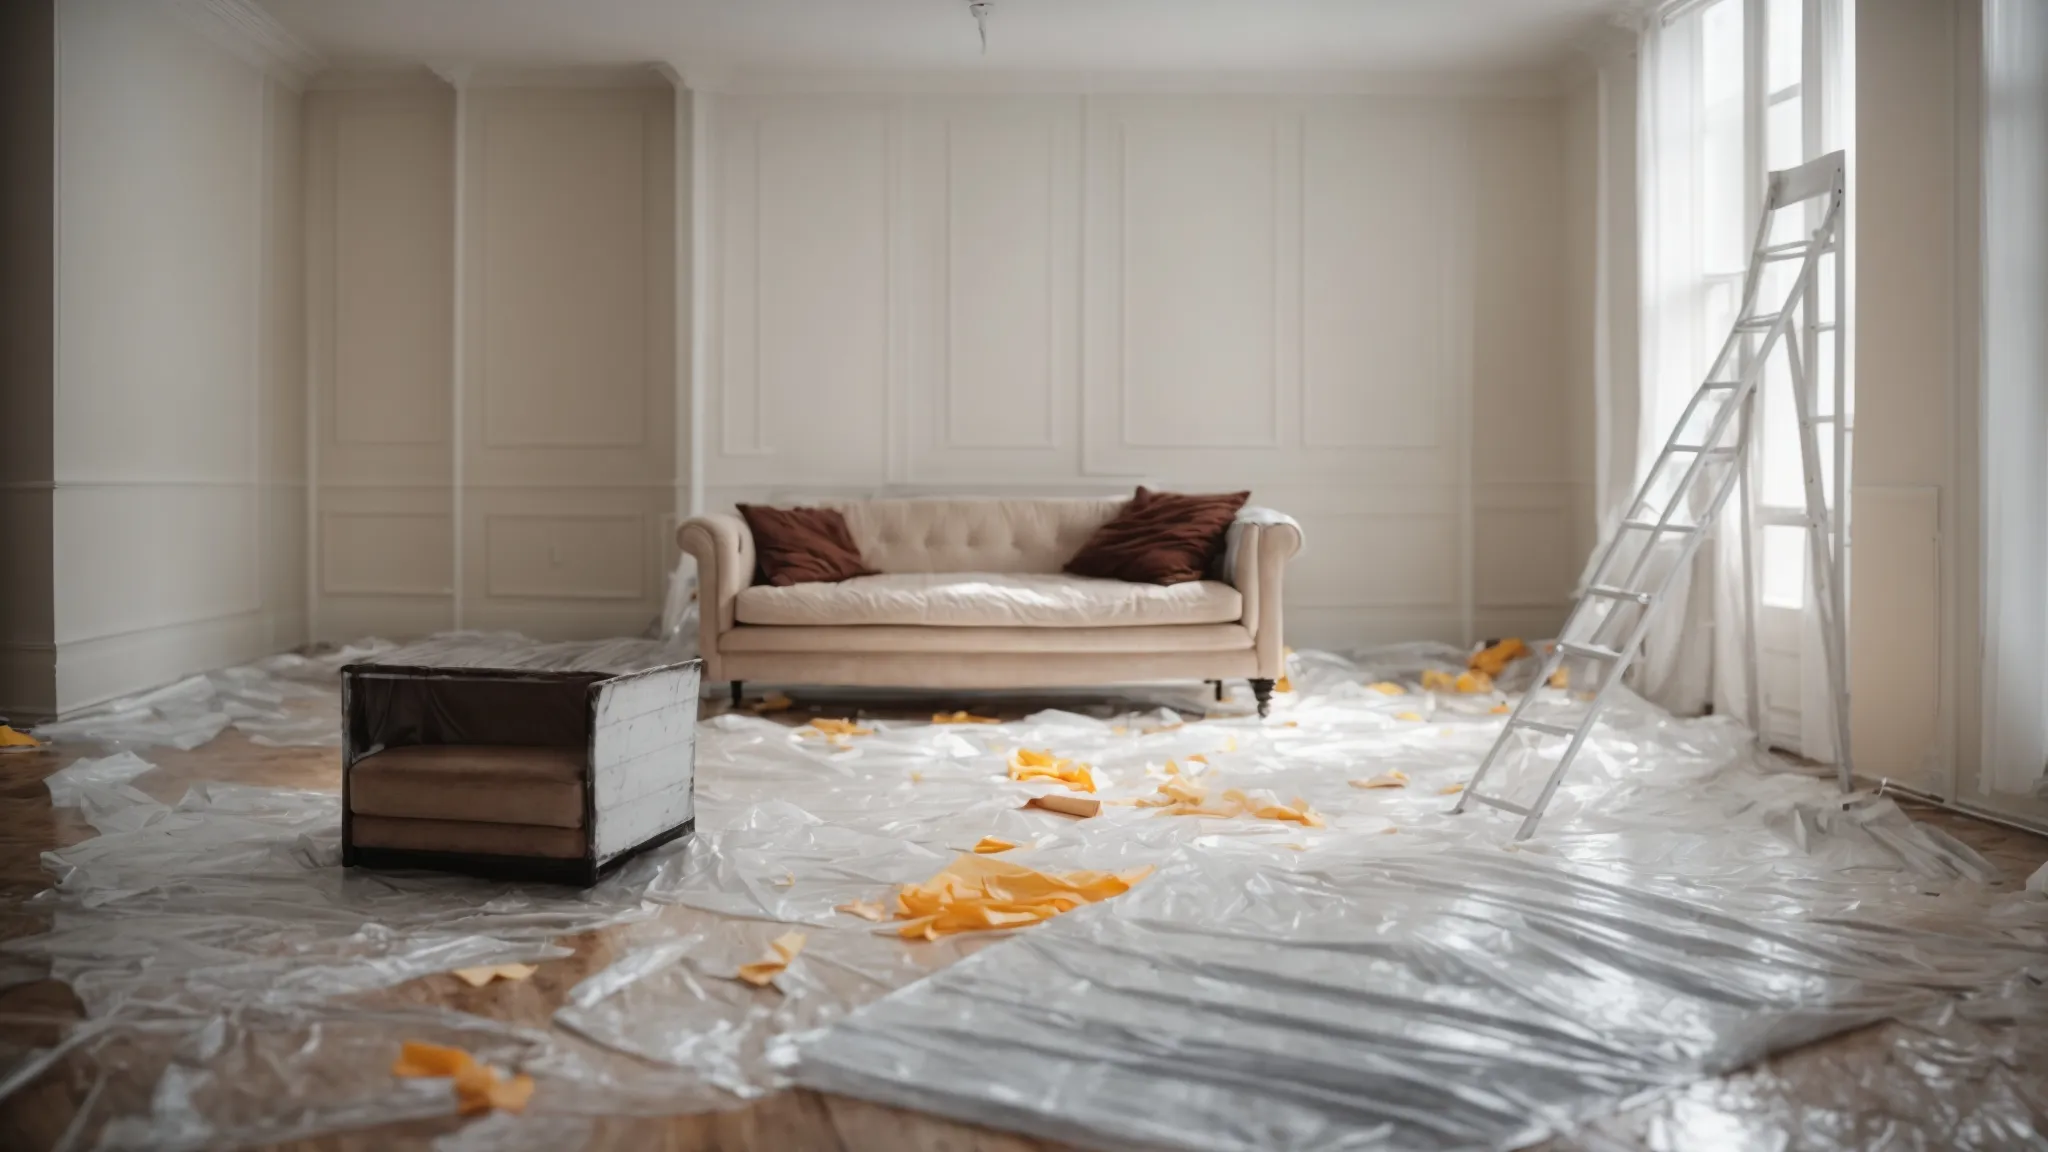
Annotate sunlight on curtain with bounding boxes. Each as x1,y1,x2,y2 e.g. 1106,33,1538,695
1633,0,1744,715
1979,0,2048,797
1632,0,1850,756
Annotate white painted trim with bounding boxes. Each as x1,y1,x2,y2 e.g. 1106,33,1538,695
305,65,447,92
53,609,274,715
690,83,710,518
161,0,321,88
442,67,470,628
466,64,672,90
711,68,1566,99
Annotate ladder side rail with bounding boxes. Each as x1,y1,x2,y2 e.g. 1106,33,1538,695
1779,199,1856,790
1508,447,1757,839
1465,204,1836,831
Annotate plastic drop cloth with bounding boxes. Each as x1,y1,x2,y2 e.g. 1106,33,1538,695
4,636,2045,1152
27,641,401,751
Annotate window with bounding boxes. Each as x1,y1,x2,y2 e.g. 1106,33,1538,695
1644,0,1851,755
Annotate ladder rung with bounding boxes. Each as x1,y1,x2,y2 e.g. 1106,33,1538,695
1760,246,1812,263
1806,414,1838,425
1703,381,1741,390
1735,316,1781,332
1559,641,1622,662
1464,792,1532,817
1620,518,1696,534
1671,445,1740,457
1514,718,1580,739
1813,322,1838,332
1585,584,1652,604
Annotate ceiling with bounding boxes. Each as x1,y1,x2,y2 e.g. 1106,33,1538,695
255,0,1629,81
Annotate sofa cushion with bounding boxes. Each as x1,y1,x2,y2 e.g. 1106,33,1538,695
736,504,876,586
721,622,1252,653
733,572,1243,628
832,499,1125,574
351,814,587,860
1065,487,1250,585
350,744,586,829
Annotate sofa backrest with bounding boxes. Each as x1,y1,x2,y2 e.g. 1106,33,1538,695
825,498,1126,574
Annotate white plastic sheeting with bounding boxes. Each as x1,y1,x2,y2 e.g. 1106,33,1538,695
4,637,2044,1152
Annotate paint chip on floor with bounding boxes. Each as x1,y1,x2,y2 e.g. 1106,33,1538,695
736,931,808,987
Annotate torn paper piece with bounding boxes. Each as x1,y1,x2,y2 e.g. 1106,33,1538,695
391,1041,534,1116
1366,681,1405,695
1396,711,1424,722
891,854,1153,941
1007,748,1096,793
1350,770,1410,790
835,899,888,922
1468,638,1529,677
452,963,538,988
0,725,40,750
751,693,794,713
1439,783,1465,795
1491,703,1511,714
972,837,1017,854
1275,675,1293,693
1550,667,1570,689
805,718,873,737
1023,795,1101,819
933,711,1000,724
736,931,808,987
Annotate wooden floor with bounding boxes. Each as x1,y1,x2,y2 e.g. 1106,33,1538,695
1,719,2043,1152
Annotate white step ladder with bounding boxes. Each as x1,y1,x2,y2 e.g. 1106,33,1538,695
1455,150,1853,840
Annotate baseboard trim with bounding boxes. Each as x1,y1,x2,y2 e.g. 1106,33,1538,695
55,610,276,715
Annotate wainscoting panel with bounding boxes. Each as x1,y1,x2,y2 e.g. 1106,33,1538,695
307,85,456,639
711,96,894,487
696,89,1580,650
903,96,1083,482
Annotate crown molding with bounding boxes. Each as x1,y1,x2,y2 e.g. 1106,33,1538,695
303,64,449,93
706,66,1568,99
162,0,322,89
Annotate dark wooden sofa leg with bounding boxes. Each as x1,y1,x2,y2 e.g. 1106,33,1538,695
730,680,743,708
1250,678,1275,718
1210,679,1224,702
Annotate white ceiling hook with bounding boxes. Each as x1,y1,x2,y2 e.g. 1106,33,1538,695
968,1,992,55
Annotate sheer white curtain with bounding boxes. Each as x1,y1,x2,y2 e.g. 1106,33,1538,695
1630,2,1737,716
1979,0,2048,798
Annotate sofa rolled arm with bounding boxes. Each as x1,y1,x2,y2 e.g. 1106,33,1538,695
676,513,755,681
1224,511,1303,681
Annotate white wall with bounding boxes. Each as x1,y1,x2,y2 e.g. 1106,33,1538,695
703,90,1586,649
51,0,306,713
306,73,678,644
1849,0,1973,792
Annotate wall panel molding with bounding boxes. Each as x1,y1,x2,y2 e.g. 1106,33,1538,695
482,512,648,601
701,91,1575,650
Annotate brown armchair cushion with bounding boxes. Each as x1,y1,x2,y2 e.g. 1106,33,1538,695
736,504,877,586
1064,487,1249,585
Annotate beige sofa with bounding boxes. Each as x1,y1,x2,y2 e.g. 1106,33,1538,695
677,498,1303,715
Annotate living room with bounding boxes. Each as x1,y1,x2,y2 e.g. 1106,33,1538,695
1,1,2045,1149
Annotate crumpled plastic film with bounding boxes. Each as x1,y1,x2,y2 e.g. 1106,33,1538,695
1556,970,2048,1151
28,641,399,750
798,845,2048,1152
25,633,697,752
6,634,2046,1151
42,752,156,809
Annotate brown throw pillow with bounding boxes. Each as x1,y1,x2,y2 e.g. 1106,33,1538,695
736,504,877,586
1064,486,1249,585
